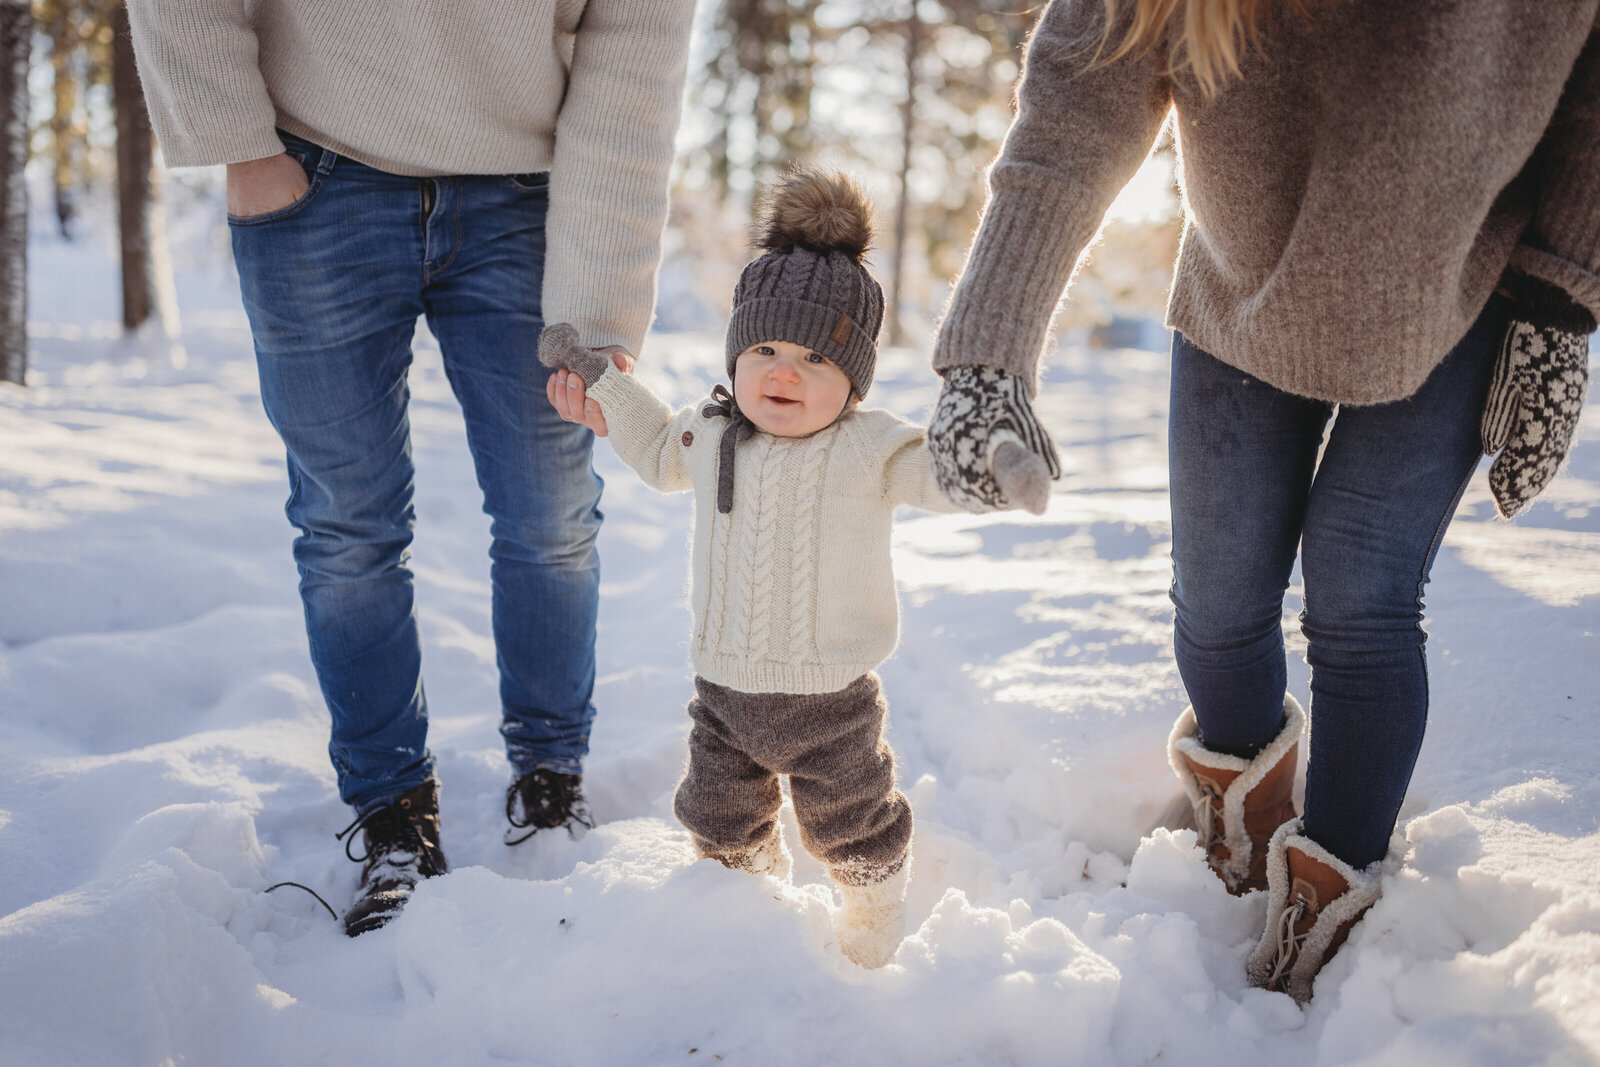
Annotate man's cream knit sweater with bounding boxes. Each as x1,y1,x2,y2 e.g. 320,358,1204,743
124,1,696,357
588,369,960,696
936,0,1600,406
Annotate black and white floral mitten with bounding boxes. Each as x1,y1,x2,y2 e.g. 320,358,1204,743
1481,276,1593,519
929,365,1062,514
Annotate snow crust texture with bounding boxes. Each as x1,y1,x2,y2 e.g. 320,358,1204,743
3,223,1599,1065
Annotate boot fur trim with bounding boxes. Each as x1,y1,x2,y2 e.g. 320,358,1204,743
1246,819,1383,1004
1168,694,1305,889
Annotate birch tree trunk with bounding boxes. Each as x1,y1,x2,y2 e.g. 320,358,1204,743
0,0,29,386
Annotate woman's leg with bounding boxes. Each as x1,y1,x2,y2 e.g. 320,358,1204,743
1297,299,1506,867
1168,334,1330,756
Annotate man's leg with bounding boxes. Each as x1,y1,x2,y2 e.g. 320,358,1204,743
231,136,433,812
420,173,602,778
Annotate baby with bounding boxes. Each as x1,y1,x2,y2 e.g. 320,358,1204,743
540,170,963,967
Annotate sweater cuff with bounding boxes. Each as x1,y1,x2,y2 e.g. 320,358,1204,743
1508,245,1600,332
586,367,650,418
587,369,673,455
932,175,1107,396
1503,267,1599,334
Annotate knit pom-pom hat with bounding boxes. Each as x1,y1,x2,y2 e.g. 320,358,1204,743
725,169,884,400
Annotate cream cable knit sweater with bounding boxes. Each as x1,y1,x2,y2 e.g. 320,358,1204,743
588,369,960,695
935,0,1600,406
124,1,696,357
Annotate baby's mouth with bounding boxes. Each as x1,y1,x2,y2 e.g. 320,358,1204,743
764,395,800,405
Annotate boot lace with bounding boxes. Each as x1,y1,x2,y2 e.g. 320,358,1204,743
1264,891,1309,990
505,770,595,845
1192,782,1220,854
335,798,444,880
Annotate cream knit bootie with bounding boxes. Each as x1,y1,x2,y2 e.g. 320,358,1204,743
833,858,910,969
709,827,793,881
1169,694,1305,893
746,828,793,880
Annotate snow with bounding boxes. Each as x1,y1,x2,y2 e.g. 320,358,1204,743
2,207,1599,1066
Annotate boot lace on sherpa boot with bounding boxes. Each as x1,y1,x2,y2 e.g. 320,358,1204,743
337,779,448,937
1246,819,1385,1003
504,769,596,845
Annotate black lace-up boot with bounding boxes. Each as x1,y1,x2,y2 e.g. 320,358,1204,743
504,769,596,844
338,778,448,937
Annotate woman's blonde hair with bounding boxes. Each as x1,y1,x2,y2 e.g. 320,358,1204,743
1099,0,1311,97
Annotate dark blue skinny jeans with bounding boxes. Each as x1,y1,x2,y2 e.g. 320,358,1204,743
1168,298,1505,867
230,133,602,813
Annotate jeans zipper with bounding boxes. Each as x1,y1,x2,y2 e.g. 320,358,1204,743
421,178,436,220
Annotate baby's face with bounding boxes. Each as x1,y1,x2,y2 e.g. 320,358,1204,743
733,340,854,437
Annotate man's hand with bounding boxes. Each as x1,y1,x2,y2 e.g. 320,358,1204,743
928,365,1061,514
226,153,310,218
541,322,634,437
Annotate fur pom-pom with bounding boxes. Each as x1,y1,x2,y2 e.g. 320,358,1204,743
757,168,874,261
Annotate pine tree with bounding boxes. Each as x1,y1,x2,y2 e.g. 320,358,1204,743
111,1,155,331
696,0,828,200
40,0,84,238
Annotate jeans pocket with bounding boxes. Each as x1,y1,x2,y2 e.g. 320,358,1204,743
503,172,550,192
228,136,334,227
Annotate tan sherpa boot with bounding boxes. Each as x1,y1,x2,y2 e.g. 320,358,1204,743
1169,694,1305,893
833,858,910,969
1246,819,1383,1004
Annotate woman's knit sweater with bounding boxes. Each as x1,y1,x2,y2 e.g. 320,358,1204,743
123,1,696,358
935,0,1600,405
588,369,960,696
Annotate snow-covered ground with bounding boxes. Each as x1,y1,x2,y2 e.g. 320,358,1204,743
3,213,1599,1066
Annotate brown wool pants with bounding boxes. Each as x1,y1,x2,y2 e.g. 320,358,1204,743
674,673,912,885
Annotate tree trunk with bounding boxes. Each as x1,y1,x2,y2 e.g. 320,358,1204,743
48,5,79,239
0,0,28,386
887,8,920,347
113,2,155,332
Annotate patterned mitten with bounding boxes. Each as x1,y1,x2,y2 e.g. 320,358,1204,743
1481,276,1593,518
538,322,613,386
929,365,1061,514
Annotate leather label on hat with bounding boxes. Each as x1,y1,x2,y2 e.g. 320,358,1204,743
829,313,854,347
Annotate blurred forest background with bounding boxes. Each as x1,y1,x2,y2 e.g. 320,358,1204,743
0,0,1182,386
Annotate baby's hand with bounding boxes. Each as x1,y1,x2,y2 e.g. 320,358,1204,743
548,367,613,436
540,323,634,438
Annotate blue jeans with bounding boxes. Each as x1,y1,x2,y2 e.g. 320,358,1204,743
231,133,602,813
1168,297,1506,868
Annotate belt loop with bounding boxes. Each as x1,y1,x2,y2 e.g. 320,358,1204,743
315,147,338,176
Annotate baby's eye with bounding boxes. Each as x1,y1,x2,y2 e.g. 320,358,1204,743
756,345,775,356
806,352,827,364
